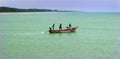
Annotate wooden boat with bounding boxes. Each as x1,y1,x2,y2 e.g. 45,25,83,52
49,26,78,33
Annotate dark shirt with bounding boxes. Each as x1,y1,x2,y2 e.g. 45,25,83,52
69,24,71,28
52,24,55,27
59,24,62,29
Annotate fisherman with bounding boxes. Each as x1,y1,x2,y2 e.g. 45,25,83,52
59,24,62,30
52,24,55,30
69,24,72,28
66,24,72,28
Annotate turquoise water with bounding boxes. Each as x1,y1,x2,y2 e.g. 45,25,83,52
0,12,120,59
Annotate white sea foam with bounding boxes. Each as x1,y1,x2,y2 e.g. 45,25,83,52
15,31,45,36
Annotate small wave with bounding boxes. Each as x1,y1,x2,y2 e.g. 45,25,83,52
18,32,45,36
39,32,45,34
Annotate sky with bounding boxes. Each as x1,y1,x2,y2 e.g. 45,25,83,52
0,0,120,12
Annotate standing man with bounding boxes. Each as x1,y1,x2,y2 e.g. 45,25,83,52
69,24,72,28
52,24,55,30
59,24,62,30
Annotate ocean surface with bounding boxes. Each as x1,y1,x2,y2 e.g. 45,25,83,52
0,12,120,59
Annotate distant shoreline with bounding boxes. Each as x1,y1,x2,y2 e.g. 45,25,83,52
0,7,74,12
0,11,120,14
0,7,119,14
0,11,75,13
0,12,62,14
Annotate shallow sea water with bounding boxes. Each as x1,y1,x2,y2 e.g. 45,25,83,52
0,12,120,59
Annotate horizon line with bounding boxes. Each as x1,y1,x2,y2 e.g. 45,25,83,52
0,6,120,12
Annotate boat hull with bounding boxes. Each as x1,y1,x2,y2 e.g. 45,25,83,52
49,26,78,33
